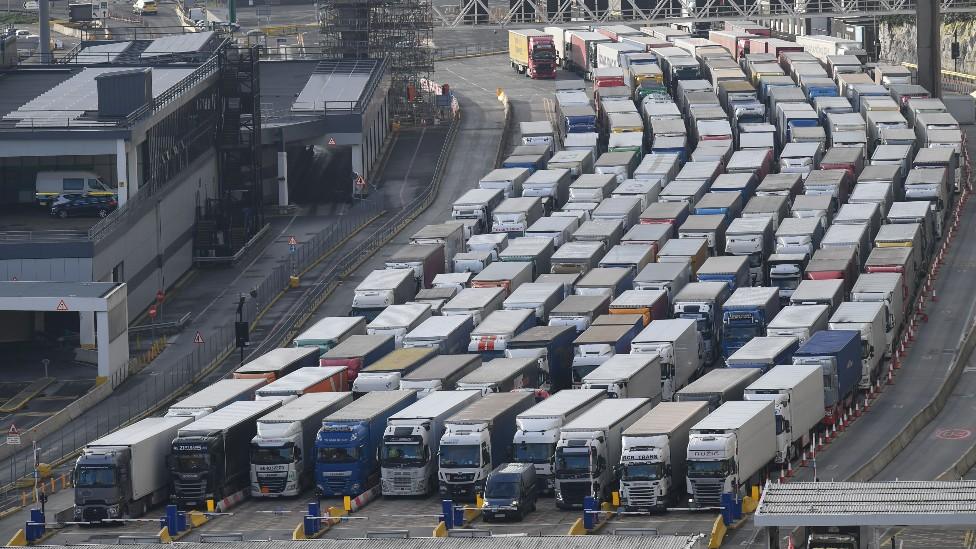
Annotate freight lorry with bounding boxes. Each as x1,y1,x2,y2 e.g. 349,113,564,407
792,330,862,425
506,325,578,392
686,400,776,506
608,290,669,327
696,255,750,291
250,392,353,498
725,336,799,373
829,302,886,389
292,317,367,356
385,244,446,291
673,282,731,365
380,390,482,496
744,365,824,463
631,318,704,400
315,390,416,497
851,272,906,356
766,304,830,344
721,287,782,359
471,261,533,295
452,188,506,235
351,269,416,320
581,353,662,400
399,355,482,397
170,399,283,510
166,378,266,419
442,288,506,326
351,347,434,395
438,392,536,501
456,357,543,394
571,324,636,385
512,389,607,494
469,309,535,358
509,30,556,79
74,417,192,522
234,347,320,382
675,368,762,411
548,295,610,334
402,315,476,355
725,216,775,285
617,401,710,512
503,283,563,323
633,262,690,301
319,335,395,381
254,366,350,400
366,303,432,348
554,398,653,508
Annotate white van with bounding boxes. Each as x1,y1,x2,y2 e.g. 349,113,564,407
35,171,114,206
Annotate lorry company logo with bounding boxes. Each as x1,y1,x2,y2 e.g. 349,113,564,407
621,453,660,461
726,312,755,321
176,445,206,451
689,450,724,458
257,465,289,471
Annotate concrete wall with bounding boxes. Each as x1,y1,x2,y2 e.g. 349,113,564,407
94,152,218,316
0,257,93,282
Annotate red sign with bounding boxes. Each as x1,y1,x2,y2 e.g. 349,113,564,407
156,290,165,303
936,428,972,440
148,306,157,318
56,299,68,312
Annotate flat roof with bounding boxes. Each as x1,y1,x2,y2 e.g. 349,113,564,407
755,481,976,527
0,67,81,120
0,281,121,299
59,538,702,549
292,59,381,112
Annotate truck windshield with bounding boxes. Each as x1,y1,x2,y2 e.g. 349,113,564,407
622,463,664,481
770,274,800,291
678,312,712,338
514,442,554,463
382,442,424,464
318,446,360,463
251,444,294,465
174,454,208,471
532,48,556,61
485,481,519,499
75,466,116,488
439,444,481,468
687,459,732,477
555,448,590,473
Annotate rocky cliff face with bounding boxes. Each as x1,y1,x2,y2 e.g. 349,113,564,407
879,17,976,73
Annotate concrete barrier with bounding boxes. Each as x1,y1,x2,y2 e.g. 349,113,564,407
0,381,113,463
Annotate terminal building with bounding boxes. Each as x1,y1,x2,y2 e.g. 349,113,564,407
0,28,391,369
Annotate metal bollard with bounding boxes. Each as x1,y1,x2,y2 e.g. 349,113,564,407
441,500,454,530
720,493,734,526
177,511,187,532
166,504,179,534
582,496,597,530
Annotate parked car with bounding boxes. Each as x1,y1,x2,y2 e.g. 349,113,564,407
50,194,118,218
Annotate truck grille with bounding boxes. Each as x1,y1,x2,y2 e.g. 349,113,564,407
82,506,108,522
174,479,207,500
258,474,287,494
323,477,349,495
622,484,658,508
558,481,591,506
689,479,722,507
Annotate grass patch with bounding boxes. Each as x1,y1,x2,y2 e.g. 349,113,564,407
0,12,38,25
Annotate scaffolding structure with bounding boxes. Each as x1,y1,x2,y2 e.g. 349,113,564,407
318,0,435,120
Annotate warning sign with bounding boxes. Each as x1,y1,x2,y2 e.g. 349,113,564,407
7,424,20,446
56,299,68,312
327,137,337,146
194,331,205,344
288,236,298,246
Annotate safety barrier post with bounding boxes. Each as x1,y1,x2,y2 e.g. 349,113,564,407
582,496,597,530
165,504,179,535
441,500,454,530
720,493,734,526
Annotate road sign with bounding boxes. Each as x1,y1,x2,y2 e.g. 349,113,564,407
194,331,205,344
288,236,297,246
327,137,336,146
7,424,20,446
56,299,68,312
148,306,157,319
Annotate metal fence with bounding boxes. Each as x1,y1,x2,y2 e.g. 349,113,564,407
433,43,507,61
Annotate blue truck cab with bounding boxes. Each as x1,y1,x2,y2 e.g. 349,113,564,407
721,286,781,359
315,390,417,497
792,330,861,427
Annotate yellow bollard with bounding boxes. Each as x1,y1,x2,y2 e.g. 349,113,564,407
21,492,26,507
751,485,760,501
50,478,55,492
343,495,351,512
611,491,620,508
206,499,215,513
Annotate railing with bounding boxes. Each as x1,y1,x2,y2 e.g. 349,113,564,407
434,0,976,26
433,43,507,60
0,229,90,242
901,62,976,94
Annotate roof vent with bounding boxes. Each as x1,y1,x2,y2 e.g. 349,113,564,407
96,68,152,118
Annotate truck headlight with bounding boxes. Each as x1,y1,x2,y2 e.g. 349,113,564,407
107,504,121,518
73,507,82,519
351,483,362,494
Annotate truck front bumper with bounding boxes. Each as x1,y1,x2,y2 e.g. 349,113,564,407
439,482,479,502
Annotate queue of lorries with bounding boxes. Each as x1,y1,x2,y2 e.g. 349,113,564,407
70,21,961,526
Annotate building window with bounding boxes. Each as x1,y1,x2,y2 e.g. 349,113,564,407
112,262,124,283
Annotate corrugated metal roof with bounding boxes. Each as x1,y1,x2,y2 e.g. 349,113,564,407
49,537,704,549
756,481,976,527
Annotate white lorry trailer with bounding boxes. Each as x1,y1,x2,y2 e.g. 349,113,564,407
766,304,830,344
630,318,705,401
581,353,662,401
618,401,710,512
850,272,905,357
73,416,193,522
512,389,606,494
380,390,482,496
249,392,354,497
829,301,887,389
686,400,776,507
744,364,824,463
166,378,267,419
554,398,653,508
674,368,763,411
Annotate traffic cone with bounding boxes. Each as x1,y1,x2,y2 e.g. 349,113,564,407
887,368,895,385
815,433,823,451
831,422,838,440
863,393,871,412
854,402,861,418
800,449,808,468
778,467,785,484
786,460,794,478
932,288,938,302
838,412,846,433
